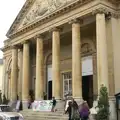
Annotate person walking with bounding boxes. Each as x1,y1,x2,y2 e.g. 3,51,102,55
65,101,72,120
51,97,57,112
71,98,80,120
79,101,90,120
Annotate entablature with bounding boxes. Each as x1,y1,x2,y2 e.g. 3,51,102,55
4,0,120,47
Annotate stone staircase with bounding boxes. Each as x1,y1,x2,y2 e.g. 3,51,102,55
20,109,68,120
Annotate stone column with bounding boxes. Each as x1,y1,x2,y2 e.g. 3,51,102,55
96,13,109,91
52,28,61,99
2,57,6,96
22,41,30,107
35,36,44,100
8,72,11,99
11,46,18,102
72,20,82,100
92,53,98,98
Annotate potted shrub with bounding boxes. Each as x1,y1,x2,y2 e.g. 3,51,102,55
96,85,109,120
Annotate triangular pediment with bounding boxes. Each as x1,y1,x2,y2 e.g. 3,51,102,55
7,0,75,37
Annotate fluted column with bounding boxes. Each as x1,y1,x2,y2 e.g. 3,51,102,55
96,13,109,91
22,41,30,102
35,36,44,100
52,28,61,99
11,46,18,101
72,20,82,99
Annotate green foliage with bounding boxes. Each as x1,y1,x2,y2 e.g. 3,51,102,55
96,85,109,120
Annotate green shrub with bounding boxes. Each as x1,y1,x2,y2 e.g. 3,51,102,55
96,85,109,120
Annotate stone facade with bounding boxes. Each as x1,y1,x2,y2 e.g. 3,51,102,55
1,0,120,119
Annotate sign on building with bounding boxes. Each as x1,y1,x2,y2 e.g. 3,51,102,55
32,100,53,112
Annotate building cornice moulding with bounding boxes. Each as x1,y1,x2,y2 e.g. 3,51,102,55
10,6,120,39
1,46,11,52
7,0,93,38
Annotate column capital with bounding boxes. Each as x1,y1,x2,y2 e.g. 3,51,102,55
92,8,107,15
49,27,62,32
21,40,29,45
92,8,120,19
10,45,18,50
92,8,111,16
69,18,83,24
34,34,44,40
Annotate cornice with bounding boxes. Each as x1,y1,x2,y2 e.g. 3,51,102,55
6,0,120,40
1,46,11,52
7,0,92,39
6,0,35,37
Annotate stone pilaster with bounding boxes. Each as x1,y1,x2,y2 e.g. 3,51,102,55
22,41,30,108
52,28,61,99
35,36,44,100
92,53,98,99
18,49,23,100
96,13,109,91
11,46,18,102
72,20,82,100
2,57,6,96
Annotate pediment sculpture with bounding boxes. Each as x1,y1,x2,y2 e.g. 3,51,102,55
22,0,75,26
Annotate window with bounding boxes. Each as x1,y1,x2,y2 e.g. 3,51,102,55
63,72,72,98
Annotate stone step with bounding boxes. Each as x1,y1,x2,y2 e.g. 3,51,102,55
20,110,68,120
21,111,65,115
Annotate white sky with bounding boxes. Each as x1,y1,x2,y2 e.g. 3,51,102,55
0,0,26,58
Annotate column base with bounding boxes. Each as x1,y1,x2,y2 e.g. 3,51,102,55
22,100,29,110
109,96,117,120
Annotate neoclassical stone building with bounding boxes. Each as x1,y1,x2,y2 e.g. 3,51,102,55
1,0,120,119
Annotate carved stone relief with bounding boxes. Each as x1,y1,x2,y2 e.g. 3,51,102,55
21,0,75,26
81,43,93,54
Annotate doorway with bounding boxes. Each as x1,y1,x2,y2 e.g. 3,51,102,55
82,75,93,108
47,64,52,100
48,81,52,100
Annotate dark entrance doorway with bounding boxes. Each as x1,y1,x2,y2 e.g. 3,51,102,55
48,81,52,100
82,75,93,108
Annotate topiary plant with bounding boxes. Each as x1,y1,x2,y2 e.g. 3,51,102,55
96,84,109,120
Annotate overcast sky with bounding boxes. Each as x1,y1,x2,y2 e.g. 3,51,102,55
0,0,26,58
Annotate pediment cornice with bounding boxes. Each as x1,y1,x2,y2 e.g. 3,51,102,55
6,0,94,38
6,0,120,39
6,0,35,37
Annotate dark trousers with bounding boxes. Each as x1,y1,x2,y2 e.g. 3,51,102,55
68,114,71,120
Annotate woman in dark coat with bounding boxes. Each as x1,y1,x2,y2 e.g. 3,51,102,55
71,98,80,120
